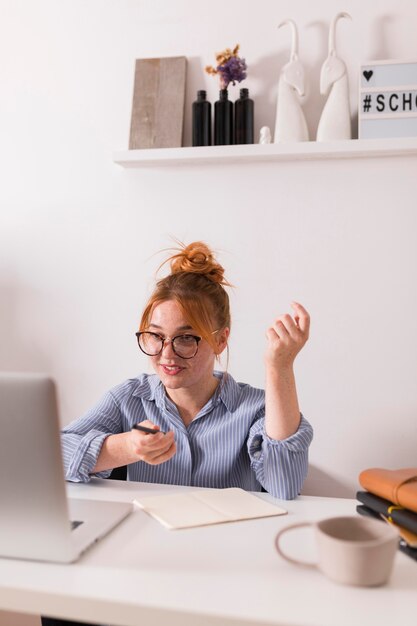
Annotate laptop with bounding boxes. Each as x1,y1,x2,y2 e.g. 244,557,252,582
0,372,132,563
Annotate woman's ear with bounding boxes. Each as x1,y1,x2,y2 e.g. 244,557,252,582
216,327,230,355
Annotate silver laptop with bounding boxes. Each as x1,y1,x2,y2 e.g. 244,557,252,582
0,372,132,563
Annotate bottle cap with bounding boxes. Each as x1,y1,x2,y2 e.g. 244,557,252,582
240,88,249,98
197,90,207,100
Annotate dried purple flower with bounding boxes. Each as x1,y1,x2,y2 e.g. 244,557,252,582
205,44,248,90
217,56,247,89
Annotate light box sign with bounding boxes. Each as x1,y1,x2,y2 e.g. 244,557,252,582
359,60,417,139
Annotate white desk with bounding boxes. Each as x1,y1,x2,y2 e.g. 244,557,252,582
0,479,416,626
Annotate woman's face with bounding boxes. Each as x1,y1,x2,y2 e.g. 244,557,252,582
147,299,228,393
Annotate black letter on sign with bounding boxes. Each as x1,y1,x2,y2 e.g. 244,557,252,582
376,94,385,112
402,93,412,111
389,93,399,111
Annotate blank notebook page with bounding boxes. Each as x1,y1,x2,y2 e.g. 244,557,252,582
133,487,287,529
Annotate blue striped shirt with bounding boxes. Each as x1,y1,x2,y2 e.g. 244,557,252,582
61,372,313,499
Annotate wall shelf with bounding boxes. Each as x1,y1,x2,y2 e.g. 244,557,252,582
113,137,417,167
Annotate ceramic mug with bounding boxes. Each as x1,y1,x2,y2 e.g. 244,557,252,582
275,515,399,586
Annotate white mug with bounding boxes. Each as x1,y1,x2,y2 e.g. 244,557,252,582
275,515,399,586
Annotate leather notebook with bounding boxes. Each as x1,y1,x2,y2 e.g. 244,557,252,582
359,468,417,513
356,490,417,534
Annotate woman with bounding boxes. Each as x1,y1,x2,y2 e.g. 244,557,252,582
61,241,313,499
43,241,313,625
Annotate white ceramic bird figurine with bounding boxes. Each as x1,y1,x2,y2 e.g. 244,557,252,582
317,12,352,141
274,19,309,143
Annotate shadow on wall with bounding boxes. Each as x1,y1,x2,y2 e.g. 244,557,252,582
302,464,355,498
370,14,397,60
0,279,20,369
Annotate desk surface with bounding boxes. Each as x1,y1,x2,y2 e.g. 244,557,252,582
0,479,416,626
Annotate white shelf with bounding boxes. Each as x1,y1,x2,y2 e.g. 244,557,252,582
113,137,417,167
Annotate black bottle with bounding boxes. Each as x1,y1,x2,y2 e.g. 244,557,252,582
234,88,254,144
214,89,233,145
192,90,211,146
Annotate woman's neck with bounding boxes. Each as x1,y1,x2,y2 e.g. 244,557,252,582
166,375,220,427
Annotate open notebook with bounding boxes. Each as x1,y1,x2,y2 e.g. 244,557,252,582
133,487,287,529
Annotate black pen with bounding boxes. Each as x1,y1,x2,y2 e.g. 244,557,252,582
132,424,166,435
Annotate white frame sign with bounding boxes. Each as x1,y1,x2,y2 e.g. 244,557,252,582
359,59,417,139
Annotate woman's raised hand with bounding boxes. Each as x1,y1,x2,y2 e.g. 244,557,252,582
265,302,310,371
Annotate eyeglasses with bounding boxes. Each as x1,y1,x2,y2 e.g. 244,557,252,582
136,331,202,359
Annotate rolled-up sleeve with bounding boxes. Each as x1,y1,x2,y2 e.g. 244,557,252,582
61,392,123,483
247,413,313,499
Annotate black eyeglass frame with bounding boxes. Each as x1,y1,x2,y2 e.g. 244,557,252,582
135,331,202,359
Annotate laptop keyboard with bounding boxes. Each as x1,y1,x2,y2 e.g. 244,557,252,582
71,520,83,530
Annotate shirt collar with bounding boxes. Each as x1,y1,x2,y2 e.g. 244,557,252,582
214,370,240,413
131,374,162,402
131,371,241,413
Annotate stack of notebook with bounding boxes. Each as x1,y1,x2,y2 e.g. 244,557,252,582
356,468,417,561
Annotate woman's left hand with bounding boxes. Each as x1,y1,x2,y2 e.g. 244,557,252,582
265,302,310,371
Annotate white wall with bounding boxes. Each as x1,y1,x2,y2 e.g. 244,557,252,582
1,0,417,497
